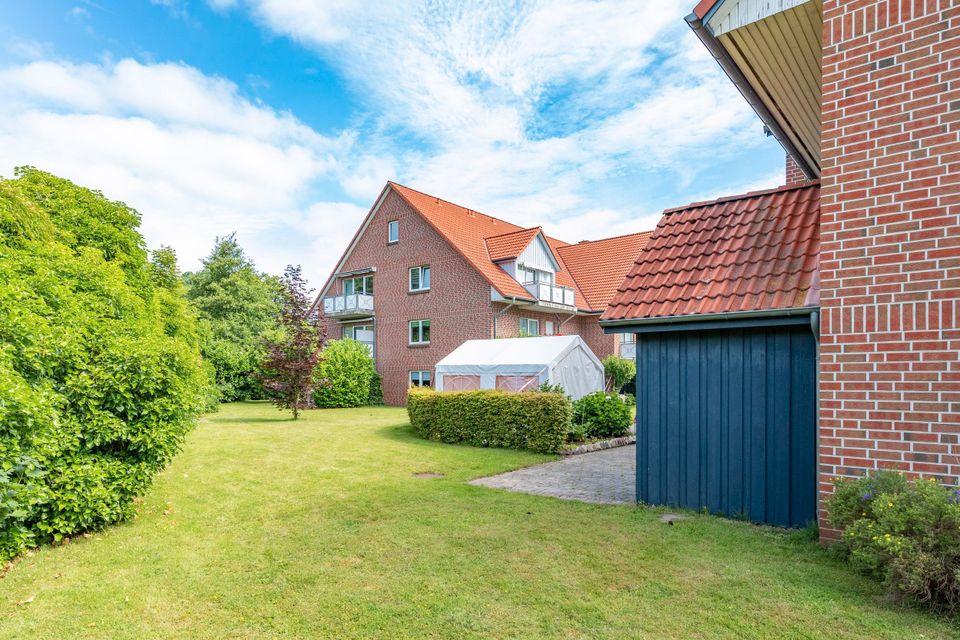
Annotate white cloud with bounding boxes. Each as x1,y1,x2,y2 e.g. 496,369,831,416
0,1,783,289
0,59,359,285
226,0,771,244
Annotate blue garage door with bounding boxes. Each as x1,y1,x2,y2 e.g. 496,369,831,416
635,322,816,528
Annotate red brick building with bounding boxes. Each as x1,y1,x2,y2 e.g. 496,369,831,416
315,182,651,405
602,0,959,533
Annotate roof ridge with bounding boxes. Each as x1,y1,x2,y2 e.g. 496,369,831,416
483,226,542,241
557,229,655,250
388,181,532,232
662,180,820,215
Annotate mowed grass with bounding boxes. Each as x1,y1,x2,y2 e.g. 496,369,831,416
1,403,956,639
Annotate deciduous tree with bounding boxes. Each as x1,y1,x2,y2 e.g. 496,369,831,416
260,266,326,419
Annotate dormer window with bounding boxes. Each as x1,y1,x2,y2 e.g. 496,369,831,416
517,263,553,286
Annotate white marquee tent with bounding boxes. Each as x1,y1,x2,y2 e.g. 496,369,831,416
434,335,604,400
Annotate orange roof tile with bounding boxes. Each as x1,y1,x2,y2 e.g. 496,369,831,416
484,227,543,262
556,231,653,311
602,181,820,322
389,183,649,311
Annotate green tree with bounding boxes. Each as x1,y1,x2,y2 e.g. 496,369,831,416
0,167,206,561
260,266,326,419
185,234,281,401
313,339,376,408
602,355,635,392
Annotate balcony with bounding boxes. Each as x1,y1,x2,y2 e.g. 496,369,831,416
522,282,575,309
322,293,374,319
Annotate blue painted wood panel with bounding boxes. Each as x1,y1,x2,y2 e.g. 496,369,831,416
635,323,816,528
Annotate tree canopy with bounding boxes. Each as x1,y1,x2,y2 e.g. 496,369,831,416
0,167,207,560
185,234,281,402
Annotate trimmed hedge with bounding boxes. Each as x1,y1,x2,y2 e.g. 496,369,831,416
407,388,571,454
312,339,376,408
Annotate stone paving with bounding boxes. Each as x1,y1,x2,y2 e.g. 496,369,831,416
469,444,636,504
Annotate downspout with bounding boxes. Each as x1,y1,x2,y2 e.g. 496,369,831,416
493,297,517,339
684,11,818,180
810,308,822,525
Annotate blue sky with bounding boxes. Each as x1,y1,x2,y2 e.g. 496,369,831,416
0,0,787,286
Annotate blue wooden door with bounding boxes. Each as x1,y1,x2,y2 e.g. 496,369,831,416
635,323,817,528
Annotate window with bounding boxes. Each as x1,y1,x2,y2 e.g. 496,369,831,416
410,370,431,387
409,265,431,292
388,220,399,243
409,319,430,344
343,275,373,295
621,333,636,344
519,318,539,337
351,325,373,340
545,320,555,336
517,264,553,285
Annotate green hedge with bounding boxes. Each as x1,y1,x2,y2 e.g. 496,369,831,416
407,388,571,454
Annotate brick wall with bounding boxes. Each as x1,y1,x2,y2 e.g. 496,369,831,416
495,307,618,358
786,154,808,185
327,190,495,405
819,0,960,538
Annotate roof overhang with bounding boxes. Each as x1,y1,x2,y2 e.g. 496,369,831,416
687,0,823,178
601,306,819,334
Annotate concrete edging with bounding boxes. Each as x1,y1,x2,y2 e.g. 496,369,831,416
559,435,635,456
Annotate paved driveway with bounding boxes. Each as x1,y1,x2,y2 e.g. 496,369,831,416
469,445,636,504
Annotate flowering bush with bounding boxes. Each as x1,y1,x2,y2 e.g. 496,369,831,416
827,471,960,616
571,391,632,439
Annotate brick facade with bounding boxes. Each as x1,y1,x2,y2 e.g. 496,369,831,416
323,190,620,405
786,154,808,185
818,0,960,536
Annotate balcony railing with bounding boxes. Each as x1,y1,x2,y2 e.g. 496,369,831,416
322,293,374,319
522,282,576,307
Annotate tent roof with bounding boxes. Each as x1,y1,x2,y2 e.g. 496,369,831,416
436,335,590,368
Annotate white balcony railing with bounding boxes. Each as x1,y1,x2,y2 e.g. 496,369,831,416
522,282,576,307
322,293,374,318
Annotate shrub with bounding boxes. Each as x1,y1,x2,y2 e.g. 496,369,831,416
572,391,633,439
407,388,572,454
534,381,566,395
827,471,960,616
602,355,635,392
368,372,384,406
312,339,376,408
0,168,206,561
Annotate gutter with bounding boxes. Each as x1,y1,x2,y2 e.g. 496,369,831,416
600,306,819,331
684,11,818,180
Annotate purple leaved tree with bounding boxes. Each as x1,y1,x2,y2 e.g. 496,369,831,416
260,265,327,419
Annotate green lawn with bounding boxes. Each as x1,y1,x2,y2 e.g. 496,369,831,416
1,403,956,639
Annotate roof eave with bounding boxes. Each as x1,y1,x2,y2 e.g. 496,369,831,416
685,10,818,180
600,305,819,332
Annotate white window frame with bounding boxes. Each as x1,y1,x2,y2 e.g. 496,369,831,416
409,265,431,292
409,319,430,345
519,318,539,337
545,320,555,336
621,332,636,344
351,324,373,340
387,220,399,243
410,370,431,387
343,274,373,296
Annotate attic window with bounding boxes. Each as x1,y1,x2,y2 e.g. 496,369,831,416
388,220,399,244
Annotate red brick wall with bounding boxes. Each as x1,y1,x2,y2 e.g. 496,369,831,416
819,0,960,538
326,190,495,405
786,154,808,185
494,308,617,359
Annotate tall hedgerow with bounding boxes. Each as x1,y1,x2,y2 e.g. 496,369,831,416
0,167,207,561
